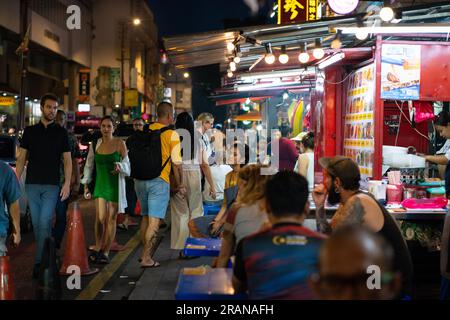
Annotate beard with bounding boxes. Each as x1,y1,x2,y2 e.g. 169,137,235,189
327,184,342,206
43,112,55,122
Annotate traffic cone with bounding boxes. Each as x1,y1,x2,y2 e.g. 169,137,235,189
60,202,98,276
0,256,15,300
36,237,61,300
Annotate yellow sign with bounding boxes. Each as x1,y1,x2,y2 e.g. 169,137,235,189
124,89,139,107
278,0,318,24
0,97,15,106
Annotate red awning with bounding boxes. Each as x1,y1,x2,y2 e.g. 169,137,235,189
215,96,272,106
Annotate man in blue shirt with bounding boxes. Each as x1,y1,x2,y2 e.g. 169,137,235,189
232,171,326,299
0,161,21,256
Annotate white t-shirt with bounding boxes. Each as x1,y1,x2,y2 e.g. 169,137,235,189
203,164,233,201
438,139,450,158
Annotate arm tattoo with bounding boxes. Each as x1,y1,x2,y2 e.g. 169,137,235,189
315,204,332,234
341,197,366,226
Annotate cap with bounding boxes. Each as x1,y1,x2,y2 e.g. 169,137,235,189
291,132,308,142
318,156,361,183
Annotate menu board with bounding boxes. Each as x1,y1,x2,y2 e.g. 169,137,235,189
343,64,375,183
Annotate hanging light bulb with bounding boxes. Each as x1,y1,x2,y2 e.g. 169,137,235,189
279,45,289,64
331,31,342,49
230,61,237,72
227,42,235,51
355,28,369,40
264,43,276,65
234,56,241,64
234,45,242,64
380,7,394,22
298,42,309,64
313,38,325,60
227,70,233,78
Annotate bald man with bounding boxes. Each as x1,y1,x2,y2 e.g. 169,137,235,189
309,225,402,300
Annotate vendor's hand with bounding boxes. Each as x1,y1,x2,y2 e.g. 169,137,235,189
60,183,70,201
312,184,327,208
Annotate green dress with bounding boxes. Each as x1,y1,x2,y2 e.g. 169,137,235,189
93,152,120,202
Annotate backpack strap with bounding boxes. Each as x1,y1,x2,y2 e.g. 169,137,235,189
156,126,173,171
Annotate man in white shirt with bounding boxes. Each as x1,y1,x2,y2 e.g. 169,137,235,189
203,151,232,205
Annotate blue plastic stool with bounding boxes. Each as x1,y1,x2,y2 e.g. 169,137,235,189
204,204,221,216
183,237,222,257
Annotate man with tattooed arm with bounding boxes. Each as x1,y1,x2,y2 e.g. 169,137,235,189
312,156,413,299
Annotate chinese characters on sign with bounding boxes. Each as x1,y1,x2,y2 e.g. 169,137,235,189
78,69,90,102
278,0,318,24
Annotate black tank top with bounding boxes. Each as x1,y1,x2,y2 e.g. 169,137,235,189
357,192,414,296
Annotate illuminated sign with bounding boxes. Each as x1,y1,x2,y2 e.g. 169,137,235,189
327,0,359,15
278,0,318,24
78,104,90,112
125,89,139,107
0,97,15,106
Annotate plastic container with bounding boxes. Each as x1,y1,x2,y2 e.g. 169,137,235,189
386,184,403,203
427,187,446,198
401,197,448,210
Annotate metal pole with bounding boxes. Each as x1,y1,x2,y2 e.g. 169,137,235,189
18,0,29,131
120,22,125,122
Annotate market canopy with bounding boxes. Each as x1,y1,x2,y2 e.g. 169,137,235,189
164,2,450,77
233,112,262,122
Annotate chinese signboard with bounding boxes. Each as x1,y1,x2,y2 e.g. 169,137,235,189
278,0,319,24
381,44,421,100
0,97,15,106
79,69,90,98
125,89,139,107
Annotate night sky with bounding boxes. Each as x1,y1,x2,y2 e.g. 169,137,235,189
147,0,273,37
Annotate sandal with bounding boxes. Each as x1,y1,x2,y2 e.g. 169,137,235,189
140,261,160,268
96,251,110,264
88,251,99,263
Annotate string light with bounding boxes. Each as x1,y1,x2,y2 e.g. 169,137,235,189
380,6,394,22
313,38,325,60
279,45,289,64
298,42,309,64
264,44,275,65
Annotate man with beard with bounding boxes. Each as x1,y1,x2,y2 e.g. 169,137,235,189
16,93,72,278
312,156,413,298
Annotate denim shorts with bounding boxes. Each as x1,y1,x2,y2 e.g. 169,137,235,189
134,178,170,219
0,235,7,257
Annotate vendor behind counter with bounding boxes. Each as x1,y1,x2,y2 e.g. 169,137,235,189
423,111,450,197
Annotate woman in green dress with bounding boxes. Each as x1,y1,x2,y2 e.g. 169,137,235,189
81,116,130,264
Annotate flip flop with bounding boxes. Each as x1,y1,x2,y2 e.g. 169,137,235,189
140,261,160,268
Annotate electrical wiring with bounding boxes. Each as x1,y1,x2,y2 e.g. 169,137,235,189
394,100,430,141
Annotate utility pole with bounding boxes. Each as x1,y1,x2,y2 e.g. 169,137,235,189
120,21,126,122
17,0,29,131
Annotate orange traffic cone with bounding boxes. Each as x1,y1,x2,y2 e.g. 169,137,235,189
0,256,14,300
60,202,98,276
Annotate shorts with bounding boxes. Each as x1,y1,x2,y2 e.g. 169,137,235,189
0,235,7,257
134,178,170,219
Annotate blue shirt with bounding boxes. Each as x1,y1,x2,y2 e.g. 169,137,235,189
0,161,21,236
233,223,326,300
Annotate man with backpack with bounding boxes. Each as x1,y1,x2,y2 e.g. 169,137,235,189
127,102,183,268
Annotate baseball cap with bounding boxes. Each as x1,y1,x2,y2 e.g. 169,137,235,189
318,156,361,183
291,132,308,142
